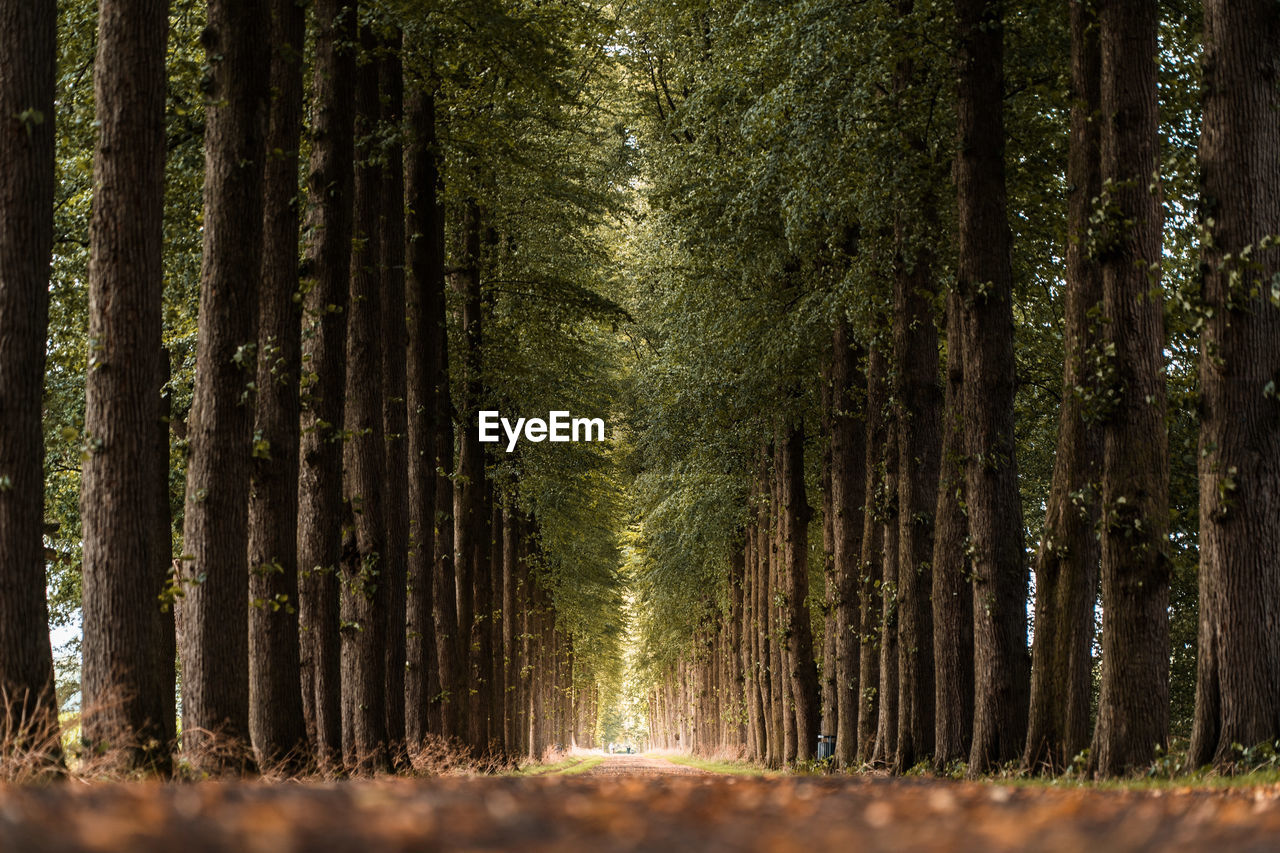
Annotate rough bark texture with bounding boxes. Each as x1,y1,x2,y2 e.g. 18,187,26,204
1091,0,1170,778
405,90,451,745
931,292,974,771
80,0,173,774
856,346,887,763
780,423,819,762
832,324,867,768
297,0,356,774
0,0,61,769
339,31,390,773
454,202,485,751
178,0,269,772
954,0,1029,775
247,0,307,773
1188,0,1280,772
893,236,941,773
875,415,899,766
379,34,409,761
1023,0,1103,776
819,371,838,742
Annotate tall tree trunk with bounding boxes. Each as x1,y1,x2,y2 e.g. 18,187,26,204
455,201,484,751
0,0,61,771
875,413,899,766
405,90,452,744
819,370,838,743
339,28,390,773
80,0,172,775
1024,0,1103,775
954,0,1029,774
491,496,505,756
379,33,409,763
832,323,867,768
781,422,819,761
728,537,747,751
179,0,269,773
247,0,307,774
1187,0,1280,773
502,508,519,756
932,292,974,770
297,0,356,774
856,345,886,763
1091,0,1170,778
893,233,941,772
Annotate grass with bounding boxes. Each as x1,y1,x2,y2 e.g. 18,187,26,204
662,754,780,777
511,754,605,776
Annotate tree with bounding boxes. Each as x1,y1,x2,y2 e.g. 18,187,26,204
779,421,819,761
298,0,356,774
79,0,172,774
247,0,308,773
178,0,269,771
1024,0,1102,775
1188,0,1280,771
857,345,887,763
954,0,1029,774
932,293,973,770
1091,0,1170,777
379,30,410,762
339,25,390,773
831,323,866,768
0,0,61,769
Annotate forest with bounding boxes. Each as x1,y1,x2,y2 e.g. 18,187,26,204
0,0,1277,800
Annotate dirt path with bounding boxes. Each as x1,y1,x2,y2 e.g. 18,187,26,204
578,753,711,776
3,774,1280,851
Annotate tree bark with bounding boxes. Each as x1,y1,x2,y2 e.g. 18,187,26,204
780,422,819,761
297,0,356,774
379,32,409,763
932,292,974,770
247,0,307,774
1091,0,1170,778
80,0,172,775
832,323,867,768
954,0,1029,774
339,27,390,773
179,0,269,773
856,345,886,763
893,230,941,772
1024,0,1103,775
0,0,61,771
1187,0,1280,772
875,412,899,766
819,369,838,743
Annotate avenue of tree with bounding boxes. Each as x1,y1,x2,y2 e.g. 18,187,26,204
0,0,1276,782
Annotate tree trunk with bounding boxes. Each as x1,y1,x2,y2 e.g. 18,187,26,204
1186,0,1280,773
875,412,899,766
455,201,484,751
1091,0,1170,778
297,0,356,774
80,0,172,775
832,323,867,768
932,292,974,770
379,33,409,763
0,0,61,771
179,0,269,773
405,90,453,744
1024,0,1103,775
856,345,886,763
780,422,819,761
246,0,307,774
819,369,838,743
893,232,941,772
339,28,390,773
502,509,519,756
954,0,1029,774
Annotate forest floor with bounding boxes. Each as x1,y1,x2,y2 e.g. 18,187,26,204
3,758,1280,851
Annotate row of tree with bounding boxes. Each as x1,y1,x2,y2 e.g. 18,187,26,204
627,0,1278,777
1,0,626,776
